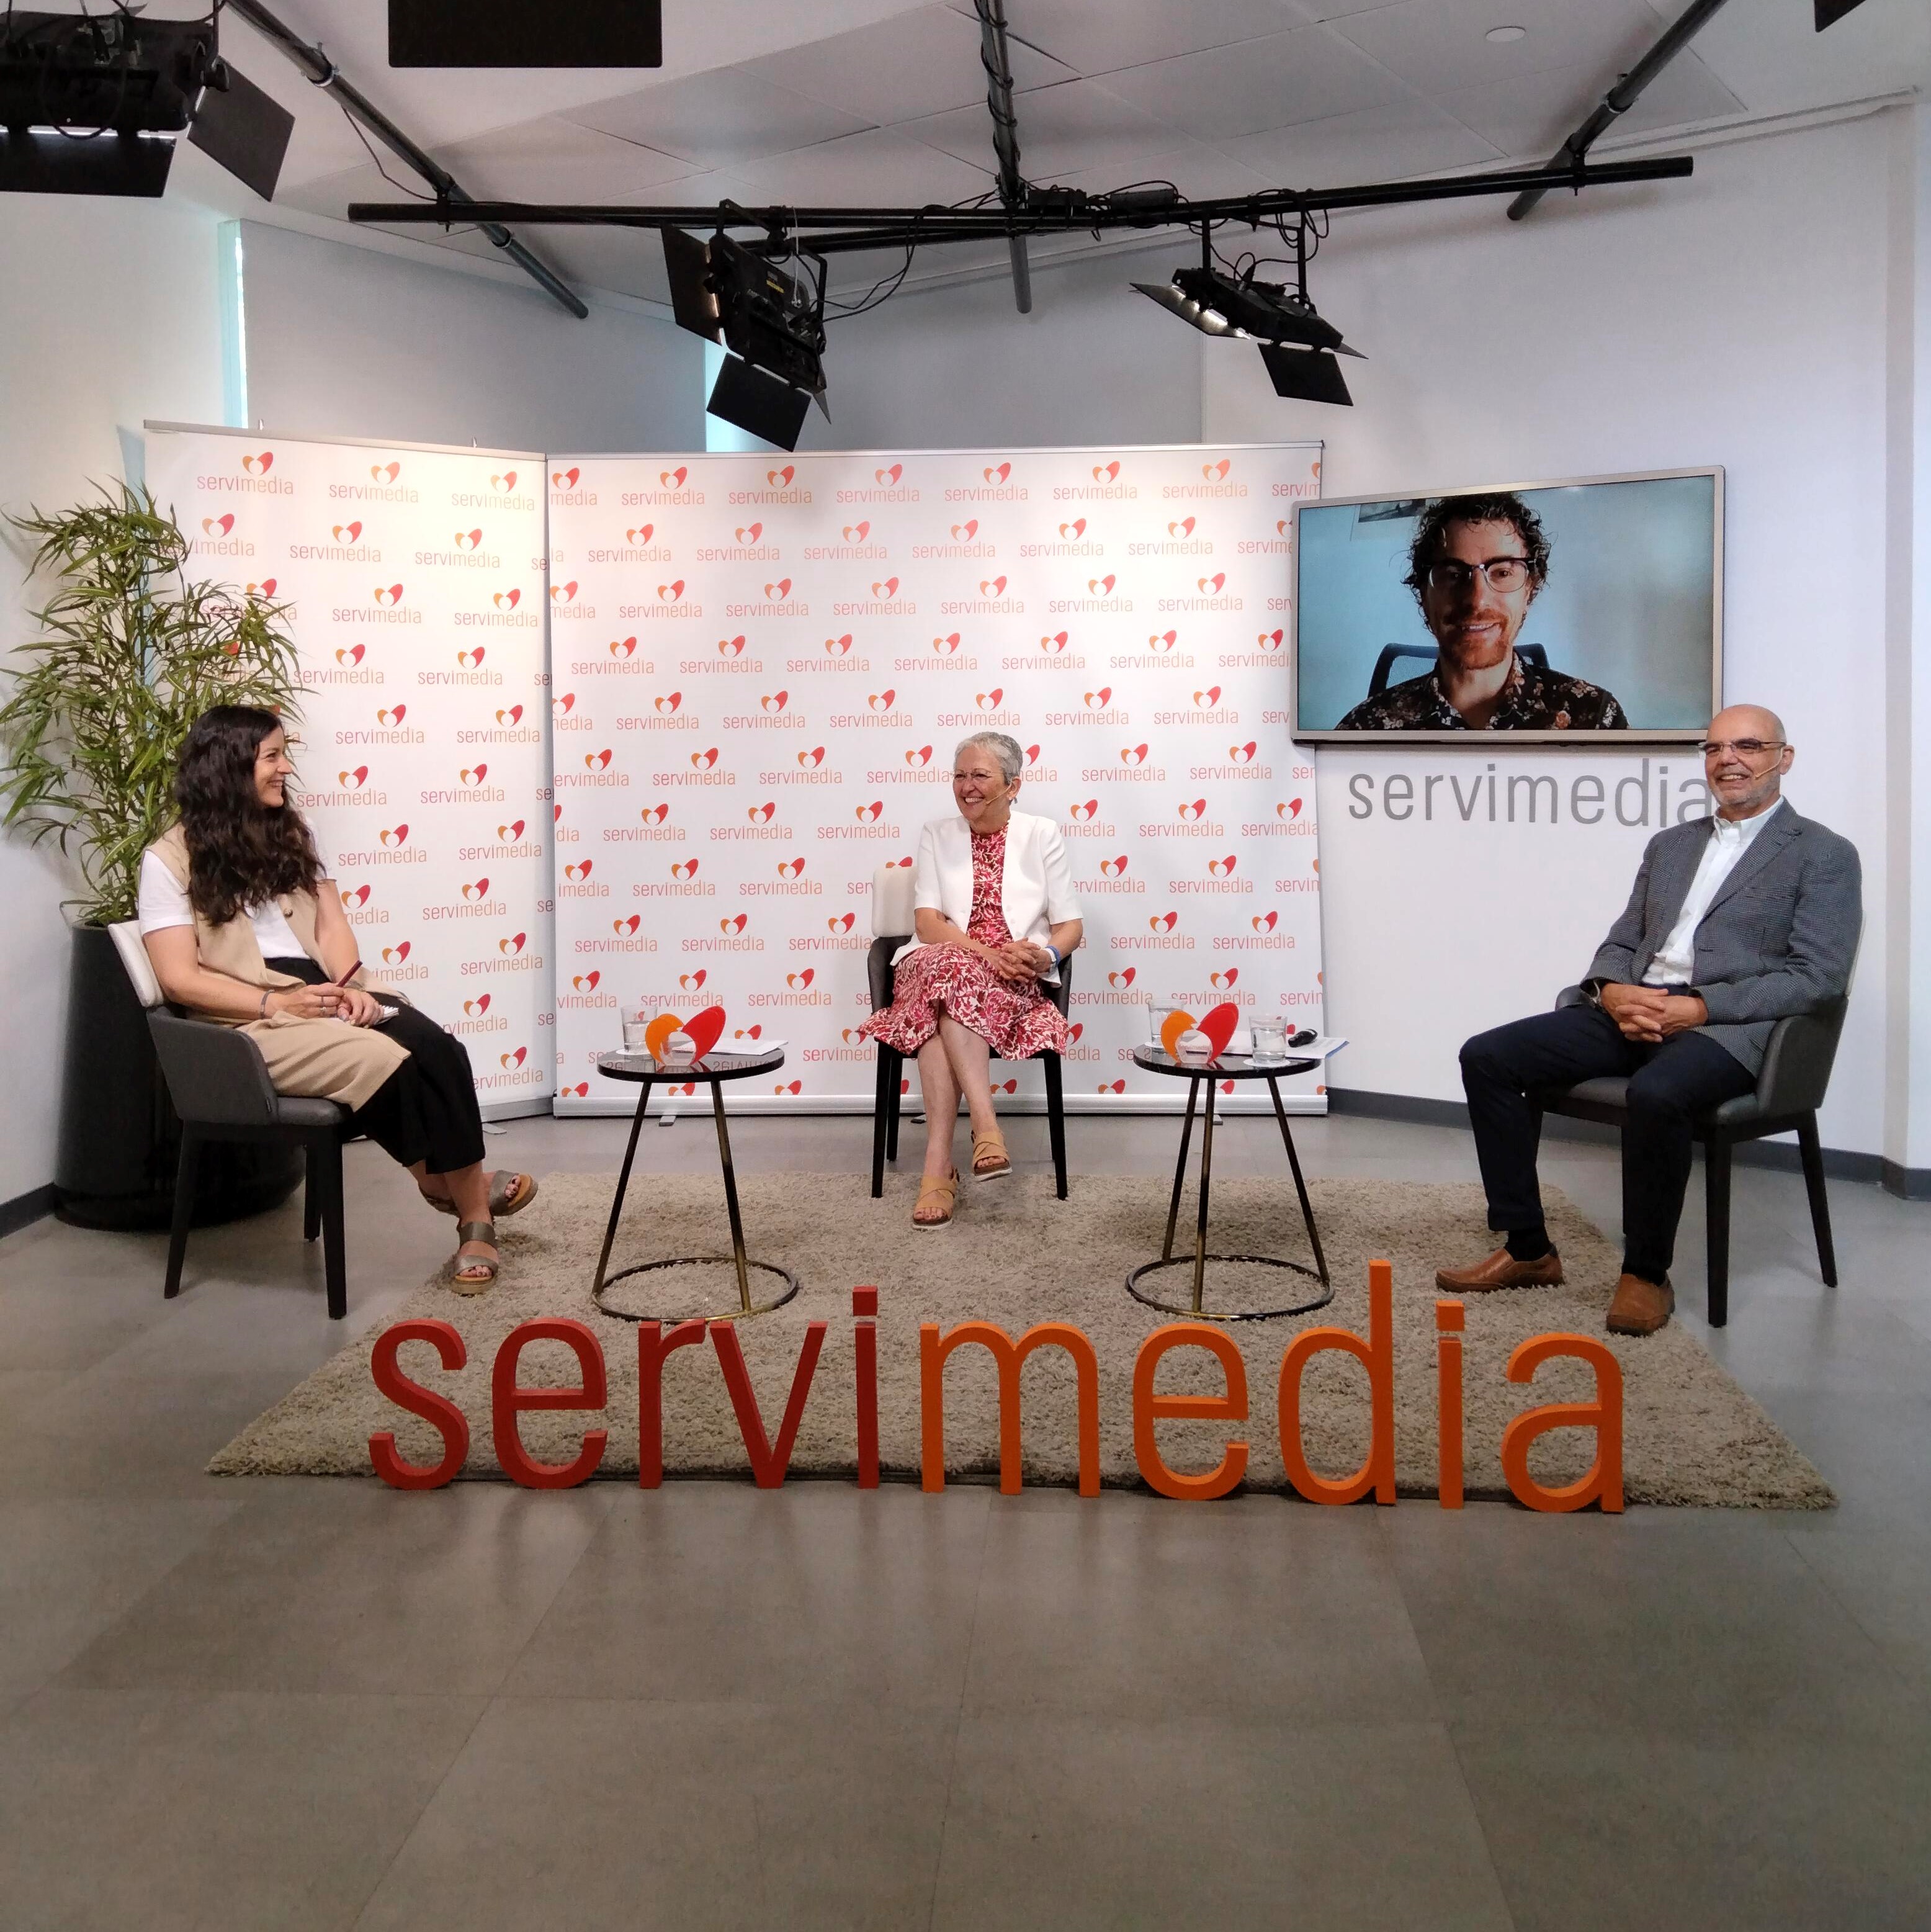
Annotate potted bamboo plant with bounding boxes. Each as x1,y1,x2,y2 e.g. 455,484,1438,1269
1,480,308,1228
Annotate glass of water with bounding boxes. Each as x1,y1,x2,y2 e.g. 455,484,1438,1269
1250,1018,1289,1063
621,1002,651,1053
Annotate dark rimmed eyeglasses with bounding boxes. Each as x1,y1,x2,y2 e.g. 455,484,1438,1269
1698,739,1786,759
1422,557,1531,593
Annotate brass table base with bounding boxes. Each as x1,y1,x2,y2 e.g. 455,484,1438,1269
1124,1071,1333,1323
593,1255,799,1326
591,1072,796,1324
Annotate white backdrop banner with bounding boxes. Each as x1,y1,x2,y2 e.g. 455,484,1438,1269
545,443,1325,1113
144,426,556,1115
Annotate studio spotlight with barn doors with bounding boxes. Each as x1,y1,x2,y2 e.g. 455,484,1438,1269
663,227,830,452
0,6,292,200
1134,220,1363,406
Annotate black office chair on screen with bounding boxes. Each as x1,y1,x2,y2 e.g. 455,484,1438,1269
1540,985,1850,1328
109,922,352,1319
1368,640,1547,698
867,934,1072,1201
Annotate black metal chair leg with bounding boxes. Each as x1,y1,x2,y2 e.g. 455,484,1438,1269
885,1047,903,1162
302,1139,323,1242
164,1126,200,1300
1797,1113,1838,1287
1704,1132,1732,1329
871,1047,892,1198
316,1134,347,1321
1043,1052,1067,1200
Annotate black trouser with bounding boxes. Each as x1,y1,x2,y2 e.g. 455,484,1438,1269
1458,1005,1757,1283
266,958,486,1177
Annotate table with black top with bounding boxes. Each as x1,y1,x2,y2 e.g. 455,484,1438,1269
590,1047,798,1323
1127,1045,1332,1322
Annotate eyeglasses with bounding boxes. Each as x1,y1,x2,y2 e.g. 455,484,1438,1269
1698,739,1786,760
1423,557,1531,593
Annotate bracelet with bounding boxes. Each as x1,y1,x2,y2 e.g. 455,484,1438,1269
258,989,272,1019
1044,945,1060,967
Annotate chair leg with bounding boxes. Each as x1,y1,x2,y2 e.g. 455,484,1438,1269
316,1134,348,1321
885,1048,903,1162
1797,1114,1838,1287
303,1138,323,1242
1704,1133,1732,1329
871,1047,892,1198
164,1126,200,1300
1042,1053,1067,1200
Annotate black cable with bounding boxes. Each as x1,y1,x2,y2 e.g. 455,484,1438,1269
338,96,435,202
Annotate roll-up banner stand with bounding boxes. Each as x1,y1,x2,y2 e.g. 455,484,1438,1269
144,426,556,1118
544,444,1326,1115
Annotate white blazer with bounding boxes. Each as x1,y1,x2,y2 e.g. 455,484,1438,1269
896,809,1081,982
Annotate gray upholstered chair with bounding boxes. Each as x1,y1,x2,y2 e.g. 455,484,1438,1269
109,922,351,1319
1541,984,1848,1328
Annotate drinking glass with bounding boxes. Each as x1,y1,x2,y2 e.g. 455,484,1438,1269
1250,1018,1289,1063
621,1002,650,1052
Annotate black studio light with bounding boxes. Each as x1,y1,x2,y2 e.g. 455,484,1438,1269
663,227,829,451
1134,228,1363,407
0,7,292,199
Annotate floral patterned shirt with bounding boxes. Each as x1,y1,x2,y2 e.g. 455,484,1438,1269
1337,654,1628,732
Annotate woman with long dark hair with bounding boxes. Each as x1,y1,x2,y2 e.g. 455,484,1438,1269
138,705,534,1290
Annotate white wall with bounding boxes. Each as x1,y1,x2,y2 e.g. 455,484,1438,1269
0,192,231,1205
800,243,1201,454
238,222,705,454
815,109,1921,1169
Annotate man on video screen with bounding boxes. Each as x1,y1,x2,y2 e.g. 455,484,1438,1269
1337,492,1628,731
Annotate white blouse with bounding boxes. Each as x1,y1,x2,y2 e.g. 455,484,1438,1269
138,850,309,961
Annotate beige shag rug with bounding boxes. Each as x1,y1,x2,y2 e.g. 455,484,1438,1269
210,1172,1831,1507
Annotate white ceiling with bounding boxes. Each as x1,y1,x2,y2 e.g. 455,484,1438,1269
187,0,1925,303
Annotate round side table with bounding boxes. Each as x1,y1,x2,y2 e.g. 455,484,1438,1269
1127,1045,1332,1322
589,1048,798,1324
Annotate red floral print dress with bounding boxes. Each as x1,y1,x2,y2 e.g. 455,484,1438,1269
861,826,1070,1059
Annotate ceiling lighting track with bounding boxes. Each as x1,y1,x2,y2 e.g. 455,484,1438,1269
347,153,1693,253
222,0,586,317
973,0,1031,315
1507,0,1733,222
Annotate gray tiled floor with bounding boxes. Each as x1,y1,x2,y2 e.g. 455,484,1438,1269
2,1109,1929,1930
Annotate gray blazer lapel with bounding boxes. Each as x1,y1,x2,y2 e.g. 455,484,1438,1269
1703,809,1801,920
1648,823,1710,941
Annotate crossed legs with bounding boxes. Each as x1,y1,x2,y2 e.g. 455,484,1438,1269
916,1008,1000,1181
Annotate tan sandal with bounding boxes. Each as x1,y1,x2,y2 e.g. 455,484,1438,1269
422,1170,537,1219
913,1170,959,1228
971,1130,1012,1180
449,1220,500,1293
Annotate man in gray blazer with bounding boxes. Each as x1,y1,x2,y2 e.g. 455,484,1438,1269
1438,705,1862,1334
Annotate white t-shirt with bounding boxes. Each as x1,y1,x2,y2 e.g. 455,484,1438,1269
137,850,314,962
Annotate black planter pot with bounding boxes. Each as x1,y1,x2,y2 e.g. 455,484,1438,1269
52,923,305,1231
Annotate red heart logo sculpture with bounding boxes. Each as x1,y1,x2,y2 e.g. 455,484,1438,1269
681,1005,727,1061
1198,1002,1241,1057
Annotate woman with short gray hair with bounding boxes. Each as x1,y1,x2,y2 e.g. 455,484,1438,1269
861,733,1083,1226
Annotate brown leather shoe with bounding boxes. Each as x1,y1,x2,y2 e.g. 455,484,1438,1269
1434,1247,1565,1292
1607,1273,1674,1335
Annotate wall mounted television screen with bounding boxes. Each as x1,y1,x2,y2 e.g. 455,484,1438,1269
1291,468,1722,742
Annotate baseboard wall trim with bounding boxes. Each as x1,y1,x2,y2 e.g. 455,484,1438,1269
1881,1159,1931,1201
0,1184,56,1239
1326,1089,1919,1193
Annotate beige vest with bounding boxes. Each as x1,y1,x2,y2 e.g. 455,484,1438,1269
146,826,409,1110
